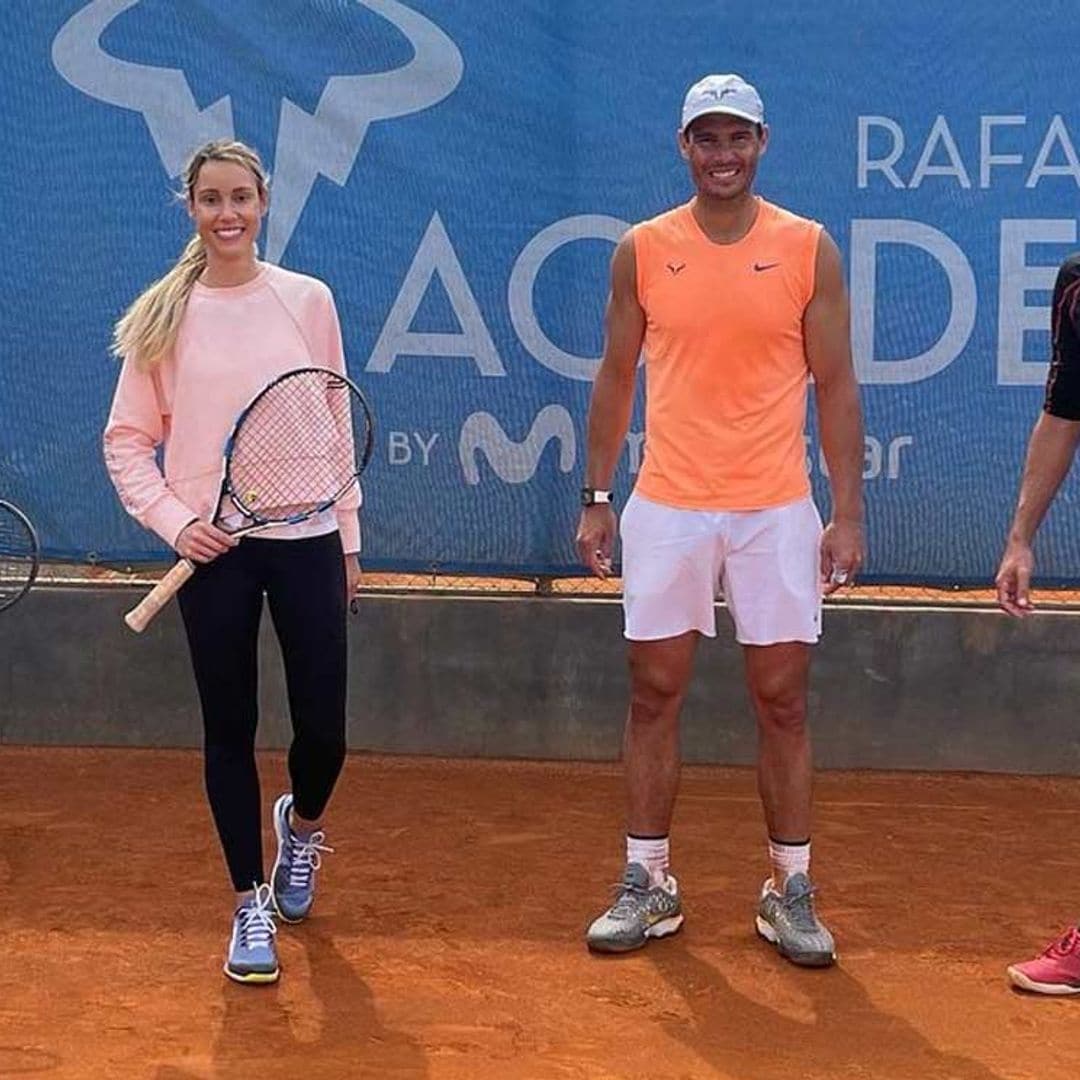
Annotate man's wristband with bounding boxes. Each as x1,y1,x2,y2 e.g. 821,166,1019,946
581,487,613,507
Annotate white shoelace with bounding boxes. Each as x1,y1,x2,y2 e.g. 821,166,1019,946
237,883,278,948
287,830,334,889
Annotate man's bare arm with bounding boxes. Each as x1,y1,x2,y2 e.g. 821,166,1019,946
1007,413,1080,545
805,231,863,525
805,231,864,590
584,233,646,488
576,232,645,576
996,413,1080,615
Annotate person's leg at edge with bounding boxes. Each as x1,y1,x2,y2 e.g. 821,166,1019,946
1007,926,1080,995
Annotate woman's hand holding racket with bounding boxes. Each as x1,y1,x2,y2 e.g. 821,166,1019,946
175,521,237,563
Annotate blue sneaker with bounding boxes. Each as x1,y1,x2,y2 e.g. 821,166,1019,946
271,793,334,923
224,883,279,984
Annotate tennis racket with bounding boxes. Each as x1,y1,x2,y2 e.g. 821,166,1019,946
0,499,40,613
124,366,374,633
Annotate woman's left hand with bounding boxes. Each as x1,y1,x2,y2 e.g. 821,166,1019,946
344,555,363,612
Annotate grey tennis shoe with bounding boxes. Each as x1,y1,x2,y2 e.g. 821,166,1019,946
224,883,279,984
586,862,684,953
755,872,836,967
271,793,334,923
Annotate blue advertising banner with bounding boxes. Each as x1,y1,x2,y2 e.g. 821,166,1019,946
2,1,1080,582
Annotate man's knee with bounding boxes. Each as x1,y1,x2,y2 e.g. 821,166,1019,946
753,678,808,736
628,656,691,722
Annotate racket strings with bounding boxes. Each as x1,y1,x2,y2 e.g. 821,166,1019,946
228,371,365,522
0,503,39,608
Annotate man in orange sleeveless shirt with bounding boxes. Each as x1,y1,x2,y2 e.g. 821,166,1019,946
577,74,864,965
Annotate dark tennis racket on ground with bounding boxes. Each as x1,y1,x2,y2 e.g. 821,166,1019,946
0,499,40,613
124,366,374,633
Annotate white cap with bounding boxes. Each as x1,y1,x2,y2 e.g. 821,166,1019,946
680,73,764,132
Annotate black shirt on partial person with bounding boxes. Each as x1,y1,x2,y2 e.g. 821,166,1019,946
1044,254,1080,420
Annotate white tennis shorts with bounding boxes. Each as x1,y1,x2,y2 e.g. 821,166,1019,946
620,492,823,645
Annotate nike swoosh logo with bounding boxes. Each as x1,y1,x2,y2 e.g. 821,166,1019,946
753,262,779,272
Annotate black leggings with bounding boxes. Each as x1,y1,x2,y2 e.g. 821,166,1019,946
177,531,348,891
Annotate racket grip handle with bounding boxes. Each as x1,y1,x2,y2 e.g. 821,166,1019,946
124,559,196,633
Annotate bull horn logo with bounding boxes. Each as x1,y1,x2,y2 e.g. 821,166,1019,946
51,0,464,263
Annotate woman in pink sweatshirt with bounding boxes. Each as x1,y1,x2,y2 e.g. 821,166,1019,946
104,140,360,985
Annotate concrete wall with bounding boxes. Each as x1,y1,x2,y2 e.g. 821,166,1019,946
2,587,1078,773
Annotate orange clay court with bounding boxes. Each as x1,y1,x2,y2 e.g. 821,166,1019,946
1,745,1077,1080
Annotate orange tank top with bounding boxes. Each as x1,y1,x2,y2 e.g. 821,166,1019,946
633,198,821,511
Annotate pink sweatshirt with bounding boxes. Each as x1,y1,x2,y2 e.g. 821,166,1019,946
103,263,361,554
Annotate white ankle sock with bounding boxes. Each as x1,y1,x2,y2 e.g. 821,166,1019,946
768,838,810,889
627,835,669,886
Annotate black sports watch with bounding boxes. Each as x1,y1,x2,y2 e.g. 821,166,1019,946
580,487,614,507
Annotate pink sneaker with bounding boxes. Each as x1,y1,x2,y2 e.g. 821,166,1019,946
1007,927,1080,995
